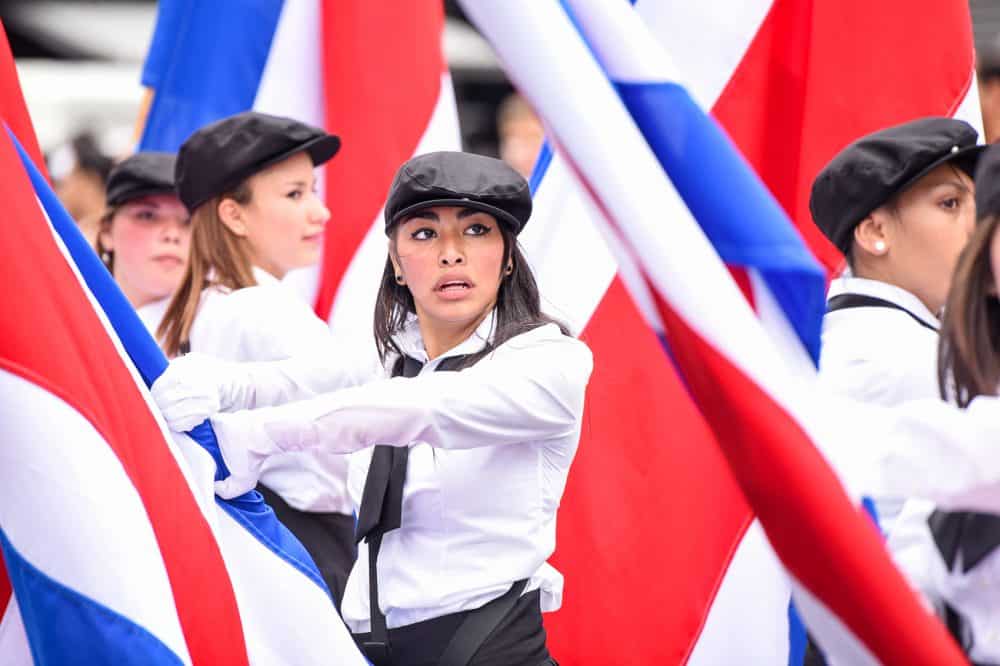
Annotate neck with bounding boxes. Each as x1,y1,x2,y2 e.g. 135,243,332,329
419,309,492,361
120,282,158,310
852,263,939,314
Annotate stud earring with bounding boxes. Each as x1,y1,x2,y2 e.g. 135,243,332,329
874,241,886,253
395,274,405,285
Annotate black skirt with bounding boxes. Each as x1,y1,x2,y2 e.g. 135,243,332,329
352,589,556,666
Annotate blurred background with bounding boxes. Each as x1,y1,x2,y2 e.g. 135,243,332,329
2,0,999,218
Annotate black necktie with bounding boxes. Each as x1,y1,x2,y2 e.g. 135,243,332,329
928,509,1000,573
355,354,467,544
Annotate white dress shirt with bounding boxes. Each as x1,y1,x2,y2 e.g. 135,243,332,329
818,274,941,532
136,297,170,337
188,267,364,514
211,314,594,632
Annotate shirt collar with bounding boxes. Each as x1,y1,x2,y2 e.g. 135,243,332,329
251,266,281,286
393,309,497,365
827,274,940,329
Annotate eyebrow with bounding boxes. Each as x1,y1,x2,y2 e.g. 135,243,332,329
283,179,311,188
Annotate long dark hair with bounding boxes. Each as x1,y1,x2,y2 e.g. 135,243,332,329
938,214,1000,406
373,219,569,371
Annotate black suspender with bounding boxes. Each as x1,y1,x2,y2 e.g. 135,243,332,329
825,293,938,332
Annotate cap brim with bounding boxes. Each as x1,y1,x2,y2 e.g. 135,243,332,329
253,134,342,176
388,198,524,235
896,144,987,196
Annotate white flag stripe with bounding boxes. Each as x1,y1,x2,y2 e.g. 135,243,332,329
633,0,773,109
0,597,33,666
0,369,192,665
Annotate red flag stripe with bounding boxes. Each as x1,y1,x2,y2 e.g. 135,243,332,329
712,0,976,275
0,132,247,664
314,3,445,320
546,277,753,662
654,292,966,663
0,22,45,178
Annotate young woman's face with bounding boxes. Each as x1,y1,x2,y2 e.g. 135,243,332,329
880,163,976,313
102,193,190,308
392,205,506,334
239,151,329,279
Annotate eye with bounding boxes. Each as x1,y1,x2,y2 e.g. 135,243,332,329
939,197,960,211
411,227,437,240
133,209,157,222
287,189,303,200
465,222,492,236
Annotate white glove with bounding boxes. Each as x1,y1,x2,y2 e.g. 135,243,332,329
151,353,249,432
209,411,281,499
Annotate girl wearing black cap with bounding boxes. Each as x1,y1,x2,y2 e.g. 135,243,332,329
884,143,1000,663
809,117,984,535
156,111,366,609
95,152,190,334
152,151,592,665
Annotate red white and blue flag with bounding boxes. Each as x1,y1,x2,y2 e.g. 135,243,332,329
460,0,976,663
0,23,366,664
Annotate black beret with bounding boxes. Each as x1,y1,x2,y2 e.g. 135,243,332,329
175,111,340,212
106,152,177,207
975,143,1000,220
384,151,531,235
809,117,984,255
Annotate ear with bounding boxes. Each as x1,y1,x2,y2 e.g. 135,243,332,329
217,198,248,237
98,228,114,252
853,212,890,257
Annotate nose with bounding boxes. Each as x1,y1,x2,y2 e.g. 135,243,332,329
438,233,465,267
161,218,185,244
311,194,331,225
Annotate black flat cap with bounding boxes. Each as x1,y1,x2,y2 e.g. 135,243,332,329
975,143,1000,219
384,151,531,234
810,117,984,254
175,111,340,212
106,152,177,206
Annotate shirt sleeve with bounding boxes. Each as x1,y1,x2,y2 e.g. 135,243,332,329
232,334,593,455
216,286,383,408
838,394,1000,512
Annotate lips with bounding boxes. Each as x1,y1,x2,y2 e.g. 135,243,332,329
433,274,474,299
302,232,324,244
152,255,183,268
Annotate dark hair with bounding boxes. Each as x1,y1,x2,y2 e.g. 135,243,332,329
938,214,1000,406
373,217,570,371
159,182,254,356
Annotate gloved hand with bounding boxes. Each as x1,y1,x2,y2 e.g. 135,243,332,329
210,411,280,499
151,352,250,432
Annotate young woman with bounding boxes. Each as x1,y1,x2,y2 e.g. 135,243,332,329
886,143,1000,663
95,151,190,333
154,151,592,665
809,116,984,534
157,110,364,606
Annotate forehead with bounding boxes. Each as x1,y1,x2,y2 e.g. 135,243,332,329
119,193,186,210
906,162,975,195
252,150,315,182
